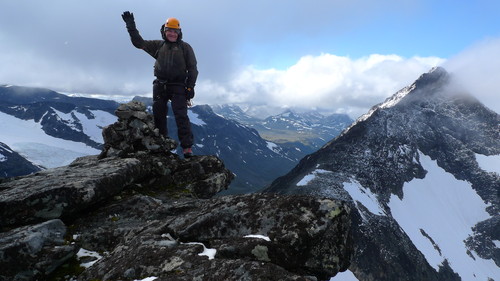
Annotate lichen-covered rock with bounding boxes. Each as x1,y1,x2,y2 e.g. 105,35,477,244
0,153,233,229
75,193,352,281
0,219,76,280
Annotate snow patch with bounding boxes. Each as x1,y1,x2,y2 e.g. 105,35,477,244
183,242,216,260
330,269,359,280
188,111,206,126
134,277,158,281
341,84,414,137
475,153,500,175
297,169,331,186
379,85,415,109
388,152,498,280
0,154,6,162
343,179,385,217
77,248,102,268
244,234,271,241
134,278,158,281
73,110,117,143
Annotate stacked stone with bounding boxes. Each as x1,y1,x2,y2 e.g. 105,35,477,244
100,101,177,158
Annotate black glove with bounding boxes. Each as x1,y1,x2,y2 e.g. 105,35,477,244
185,87,195,99
121,11,136,30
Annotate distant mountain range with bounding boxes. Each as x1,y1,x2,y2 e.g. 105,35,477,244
211,104,353,155
0,84,352,194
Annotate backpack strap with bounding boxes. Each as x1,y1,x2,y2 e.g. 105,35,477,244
153,41,165,59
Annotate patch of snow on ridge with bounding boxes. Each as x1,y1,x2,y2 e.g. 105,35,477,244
475,153,500,175
133,277,158,281
379,84,416,110
77,248,102,268
343,179,385,217
340,84,415,138
297,169,331,186
188,110,206,126
74,110,117,143
266,141,279,153
388,152,498,280
183,242,216,260
330,269,359,280
244,234,271,241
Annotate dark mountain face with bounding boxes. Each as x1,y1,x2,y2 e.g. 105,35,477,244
0,142,41,179
0,85,121,150
264,67,500,280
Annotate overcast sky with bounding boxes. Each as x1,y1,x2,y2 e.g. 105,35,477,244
1,0,499,118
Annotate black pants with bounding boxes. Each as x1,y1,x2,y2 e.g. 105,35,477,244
152,81,193,149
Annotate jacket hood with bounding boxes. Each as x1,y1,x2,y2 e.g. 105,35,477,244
160,24,183,41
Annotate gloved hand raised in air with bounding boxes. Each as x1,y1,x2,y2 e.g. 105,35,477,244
121,11,136,30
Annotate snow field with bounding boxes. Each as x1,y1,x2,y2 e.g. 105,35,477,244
388,152,499,280
0,110,112,168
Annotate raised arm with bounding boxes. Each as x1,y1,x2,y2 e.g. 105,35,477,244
121,11,146,49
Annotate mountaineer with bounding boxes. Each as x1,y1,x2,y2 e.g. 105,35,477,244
121,11,198,158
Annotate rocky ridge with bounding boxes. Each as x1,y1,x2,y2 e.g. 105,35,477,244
0,101,352,281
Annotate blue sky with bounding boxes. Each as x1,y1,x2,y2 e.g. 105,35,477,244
1,0,499,117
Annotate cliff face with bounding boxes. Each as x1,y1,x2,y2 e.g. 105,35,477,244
0,101,352,281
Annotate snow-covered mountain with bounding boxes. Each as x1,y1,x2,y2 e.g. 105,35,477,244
265,67,500,280
0,85,118,173
212,104,353,154
0,85,303,193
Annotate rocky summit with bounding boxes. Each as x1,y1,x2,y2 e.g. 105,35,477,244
0,101,352,281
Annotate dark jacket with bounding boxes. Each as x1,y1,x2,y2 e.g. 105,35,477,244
127,26,198,88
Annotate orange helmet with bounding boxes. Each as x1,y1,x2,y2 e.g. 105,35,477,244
165,18,181,29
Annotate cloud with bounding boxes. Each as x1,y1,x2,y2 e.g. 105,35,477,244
195,54,445,118
443,37,500,114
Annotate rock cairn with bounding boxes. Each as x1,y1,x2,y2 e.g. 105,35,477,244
100,101,177,158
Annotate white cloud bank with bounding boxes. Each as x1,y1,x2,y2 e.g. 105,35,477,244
196,54,445,118
443,37,500,114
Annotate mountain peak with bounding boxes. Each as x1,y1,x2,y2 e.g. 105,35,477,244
414,66,448,88
265,66,500,280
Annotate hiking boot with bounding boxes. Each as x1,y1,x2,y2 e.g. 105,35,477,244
183,147,193,158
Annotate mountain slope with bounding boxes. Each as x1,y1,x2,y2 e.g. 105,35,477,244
0,142,41,178
0,85,117,170
265,67,500,280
